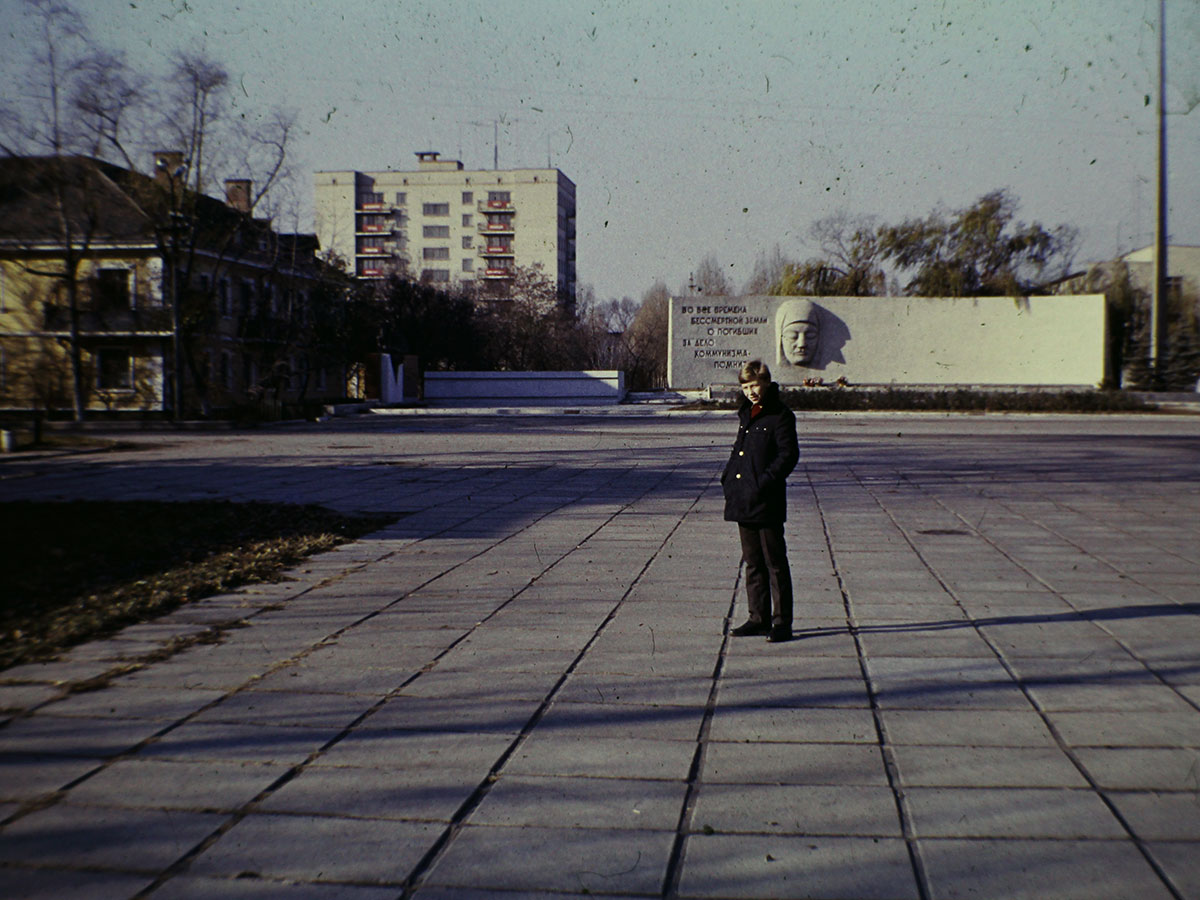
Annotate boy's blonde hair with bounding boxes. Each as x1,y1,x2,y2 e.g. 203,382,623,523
739,360,771,384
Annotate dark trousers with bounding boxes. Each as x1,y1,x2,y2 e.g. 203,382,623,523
738,523,793,628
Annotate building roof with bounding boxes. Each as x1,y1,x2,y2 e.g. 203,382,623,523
0,155,321,264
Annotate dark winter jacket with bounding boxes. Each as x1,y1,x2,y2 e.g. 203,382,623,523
721,382,799,525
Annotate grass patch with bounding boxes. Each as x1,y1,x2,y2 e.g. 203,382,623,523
689,388,1158,413
0,501,395,671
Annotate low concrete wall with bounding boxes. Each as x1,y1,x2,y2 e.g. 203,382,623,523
424,371,626,406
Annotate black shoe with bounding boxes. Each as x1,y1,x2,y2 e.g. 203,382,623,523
768,625,793,643
731,620,770,637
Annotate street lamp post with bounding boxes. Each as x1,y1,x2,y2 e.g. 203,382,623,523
1150,0,1169,388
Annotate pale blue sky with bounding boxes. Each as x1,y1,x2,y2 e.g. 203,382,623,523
3,0,1198,300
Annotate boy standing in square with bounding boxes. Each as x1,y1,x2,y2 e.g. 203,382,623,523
721,360,799,643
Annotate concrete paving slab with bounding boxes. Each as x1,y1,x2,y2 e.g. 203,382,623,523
904,787,1126,838
66,758,287,811
365,695,540,734
504,733,695,780
0,754,105,802
890,745,1089,788
676,833,920,899
556,672,714,707
36,685,223,722
692,783,903,836
708,707,878,744
702,741,888,785
0,867,156,900
188,813,440,884
1106,791,1200,840
537,700,703,741
1145,842,1200,900
880,709,1057,747
1074,747,1200,790
312,729,513,772
0,804,224,871
471,774,687,830
151,875,399,899
0,713,163,759
257,764,479,822
135,721,341,765
189,690,375,730
1046,710,1200,747
918,838,1176,900
421,824,674,895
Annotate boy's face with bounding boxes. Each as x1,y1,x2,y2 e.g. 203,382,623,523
740,378,767,403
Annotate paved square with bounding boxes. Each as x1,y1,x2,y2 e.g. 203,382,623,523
1,411,1198,898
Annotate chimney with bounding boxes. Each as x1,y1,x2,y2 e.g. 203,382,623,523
153,150,185,186
224,178,252,213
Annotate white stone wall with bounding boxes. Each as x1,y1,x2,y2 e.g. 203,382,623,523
669,294,1108,389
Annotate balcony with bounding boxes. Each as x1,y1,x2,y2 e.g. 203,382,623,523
481,267,515,279
478,220,515,236
357,223,390,234
477,243,515,257
478,199,515,213
356,201,386,212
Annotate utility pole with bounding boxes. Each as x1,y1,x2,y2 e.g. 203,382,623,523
1150,0,1169,387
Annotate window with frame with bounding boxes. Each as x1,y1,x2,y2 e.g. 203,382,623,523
97,348,133,390
487,191,511,204
239,280,255,317
218,279,232,317
358,191,383,206
423,247,450,260
95,268,132,310
220,351,233,388
394,192,406,205
423,225,450,238
421,268,451,283
462,236,473,249
422,202,450,216
462,214,472,227
462,191,473,204
462,258,474,272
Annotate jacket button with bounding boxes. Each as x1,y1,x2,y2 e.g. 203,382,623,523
735,473,741,479
738,451,744,456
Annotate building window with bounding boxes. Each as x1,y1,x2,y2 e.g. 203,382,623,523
394,192,406,205
462,191,473,204
462,258,474,272
462,214,472,228
423,247,450,260
95,268,133,309
422,202,450,216
487,191,511,204
218,279,231,317
358,236,385,251
421,269,451,282
220,351,233,389
96,348,133,390
423,225,450,238
358,191,383,206
239,280,255,317
462,236,473,249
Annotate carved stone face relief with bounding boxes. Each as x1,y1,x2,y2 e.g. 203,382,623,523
777,299,820,366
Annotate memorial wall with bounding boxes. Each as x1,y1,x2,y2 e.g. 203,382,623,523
668,294,1107,390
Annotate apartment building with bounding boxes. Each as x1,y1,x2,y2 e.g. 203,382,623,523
314,152,576,302
0,154,336,417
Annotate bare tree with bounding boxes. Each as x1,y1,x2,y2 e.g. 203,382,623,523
0,0,139,421
690,254,734,297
